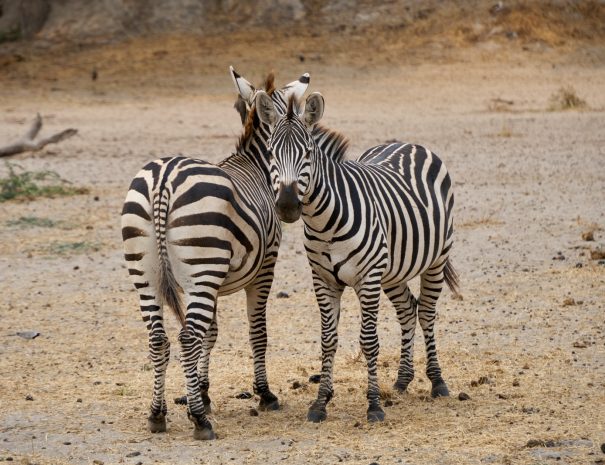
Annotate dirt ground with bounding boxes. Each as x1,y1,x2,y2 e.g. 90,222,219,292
1,30,604,465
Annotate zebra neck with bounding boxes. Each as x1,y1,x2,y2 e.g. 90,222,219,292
302,152,341,235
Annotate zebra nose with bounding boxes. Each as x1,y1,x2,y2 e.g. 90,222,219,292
276,182,301,223
276,182,299,209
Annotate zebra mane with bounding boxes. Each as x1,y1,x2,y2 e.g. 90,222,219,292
312,124,350,163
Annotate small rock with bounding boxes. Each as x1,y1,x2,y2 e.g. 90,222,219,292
93,381,102,386
522,363,530,370
497,393,509,399
16,331,40,340
25,395,34,401
174,396,187,405
249,408,259,417
63,441,71,445
600,442,605,453
478,376,491,385
527,439,545,448
458,392,471,401
92,460,104,465
582,231,594,241
298,54,305,62
291,381,303,389
575,262,583,268
76,398,82,403
573,341,588,348
276,291,289,299
5,457,14,462
235,391,253,399
562,297,576,306
353,421,361,428
93,196,100,201
308,374,321,383
125,451,141,458
384,399,394,407
552,255,565,260
591,249,605,260
369,462,380,465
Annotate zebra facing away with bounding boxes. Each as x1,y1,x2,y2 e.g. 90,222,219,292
254,91,459,423
121,69,311,440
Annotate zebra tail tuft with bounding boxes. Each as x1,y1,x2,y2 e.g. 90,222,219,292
155,187,186,327
158,258,185,328
443,258,460,297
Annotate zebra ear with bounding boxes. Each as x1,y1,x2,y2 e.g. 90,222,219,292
230,66,256,105
303,92,324,127
282,72,310,102
255,91,277,127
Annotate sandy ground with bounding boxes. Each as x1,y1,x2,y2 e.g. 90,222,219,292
0,37,604,465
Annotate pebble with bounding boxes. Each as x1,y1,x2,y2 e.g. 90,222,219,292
601,443,605,454
276,291,290,299
458,392,471,401
512,379,520,387
125,451,141,458
16,331,40,340
291,381,303,389
249,408,259,417
25,395,34,401
308,374,321,383
384,399,394,407
173,396,187,405
92,460,104,465
235,391,253,399
76,398,82,403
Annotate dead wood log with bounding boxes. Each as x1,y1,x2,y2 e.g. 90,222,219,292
0,114,77,158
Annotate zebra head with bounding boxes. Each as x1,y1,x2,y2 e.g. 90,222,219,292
229,66,310,124
254,90,325,223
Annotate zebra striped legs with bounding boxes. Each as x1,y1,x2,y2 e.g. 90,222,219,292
197,317,217,413
180,286,222,440
418,264,449,398
142,296,171,433
384,284,417,392
355,279,385,422
307,272,343,423
246,283,280,411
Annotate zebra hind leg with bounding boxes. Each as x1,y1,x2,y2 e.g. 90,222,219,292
197,317,218,413
418,266,449,398
384,284,417,393
246,283,279,412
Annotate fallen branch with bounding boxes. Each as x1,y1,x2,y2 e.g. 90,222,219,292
0,114,78,157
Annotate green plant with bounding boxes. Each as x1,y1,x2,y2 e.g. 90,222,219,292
6,216,59,228
0,162,89,202
47,241,99,255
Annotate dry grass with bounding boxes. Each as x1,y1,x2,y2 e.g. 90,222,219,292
548,86,588,111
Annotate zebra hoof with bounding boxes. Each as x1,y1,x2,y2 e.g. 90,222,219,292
393,380,412,393
147,414,167,433
193,426,216,441
431,380,450,398
258,392,280,411
307,405,327,423
367,406,385,422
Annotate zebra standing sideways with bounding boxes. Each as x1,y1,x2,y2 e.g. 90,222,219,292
121,69,311,440
254,91,459,423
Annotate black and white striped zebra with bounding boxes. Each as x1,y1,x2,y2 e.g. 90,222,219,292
254,92,459,423
120,69,310,440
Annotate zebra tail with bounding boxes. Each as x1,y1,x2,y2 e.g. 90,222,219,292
154,187,186,328
443,258,460,297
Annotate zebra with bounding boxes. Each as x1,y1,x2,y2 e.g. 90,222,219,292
120,68,311,440
254,91,460,423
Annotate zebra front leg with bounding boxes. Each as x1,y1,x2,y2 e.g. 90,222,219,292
356,279,385,422
142,297,171,433
246,284,279,411
384,284,417,393
180,290,220,440
307,272,343,423
418,266,449,398
197,317,217,413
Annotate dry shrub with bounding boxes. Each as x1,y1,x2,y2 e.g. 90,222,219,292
548,86,587,111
